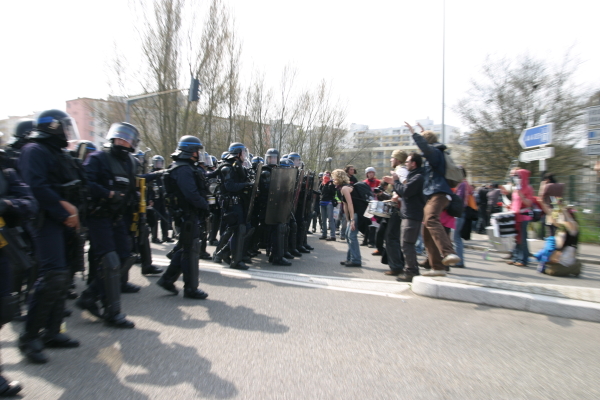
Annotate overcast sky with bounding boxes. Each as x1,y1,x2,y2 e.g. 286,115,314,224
2,0,599,132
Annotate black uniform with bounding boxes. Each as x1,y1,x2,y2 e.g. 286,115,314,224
77,137,138,329
18,139,82,362
0,167,35,396
157,159,209,299
213,155,253,270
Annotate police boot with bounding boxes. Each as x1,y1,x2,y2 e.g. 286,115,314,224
213,244,231,264
182,247,208,299
141,264,164,275
200,238,212,260
303,230,314,251
151,225,161,244
272,224,292,266
288,222,302,257
121,256,141,293
41,274,79,350
157,259,180,295
0,375,22,397
230,225,249,270
19,270,69,363
75,287,102,318
100,252,135,329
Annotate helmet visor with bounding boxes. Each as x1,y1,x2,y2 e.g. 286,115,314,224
266,155,278,165
108,123,138,149
153,158,164,169
293,158,302,168
203,152,214,168
196,149,206,164
62,116,80,142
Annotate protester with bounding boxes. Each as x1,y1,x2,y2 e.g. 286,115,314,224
476,184,489,233
363,167,381,189
503,168,535,267
393,152,425,282
319,171,337,241
333,169,366,267
345,165,358,184
381,150,409,275
452,167,470,268
406,121,460,276
539,172,564,238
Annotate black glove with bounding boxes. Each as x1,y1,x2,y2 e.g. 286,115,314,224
0,199,10,216
109,191,124,205
245,182,254,188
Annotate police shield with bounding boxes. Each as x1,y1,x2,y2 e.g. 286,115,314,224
265,167,297,225
246,162,263,220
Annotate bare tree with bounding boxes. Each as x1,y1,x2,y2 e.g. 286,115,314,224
454,54,585,180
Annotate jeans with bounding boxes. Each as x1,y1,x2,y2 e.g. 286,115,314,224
345,213,361,264
320,203,336,238
340,212,347,239
512,221,530,265
453,216,465,266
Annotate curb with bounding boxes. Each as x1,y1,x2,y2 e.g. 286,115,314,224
464,244,600,265
411,276,600,323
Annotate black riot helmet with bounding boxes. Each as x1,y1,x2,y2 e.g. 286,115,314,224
288,152,302,168
251,156,264,170
228,142,247,157
172,135,204,162
8,119,34,149
151,155,165,169
74,140,97,161
264,148,280,166
106,122,140,150
29,109,80,147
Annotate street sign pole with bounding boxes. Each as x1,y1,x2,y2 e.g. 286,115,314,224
519,123,554,172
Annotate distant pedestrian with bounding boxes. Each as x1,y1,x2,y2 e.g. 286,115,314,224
503,168,535,267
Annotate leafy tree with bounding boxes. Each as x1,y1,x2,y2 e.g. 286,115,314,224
454,54,585,182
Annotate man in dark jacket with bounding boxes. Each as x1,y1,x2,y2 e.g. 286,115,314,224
393,152,426,282
407,122,460,276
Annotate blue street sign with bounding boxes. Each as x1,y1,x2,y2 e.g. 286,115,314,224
519,123,553,149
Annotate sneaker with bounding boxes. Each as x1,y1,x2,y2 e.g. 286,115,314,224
422,269,447,277
442,254,460,266
372,250,382,256
326,237,336,241
318,236,327,240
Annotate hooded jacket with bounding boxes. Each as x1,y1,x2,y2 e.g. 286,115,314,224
412,133,452,197
510,169,535,222
394,166,426,221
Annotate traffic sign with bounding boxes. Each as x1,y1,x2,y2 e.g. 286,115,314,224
519,147,554,163
587,106,600,127
519,123,553,149
585,144,600,156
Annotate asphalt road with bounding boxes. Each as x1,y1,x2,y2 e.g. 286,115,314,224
2,238,599,399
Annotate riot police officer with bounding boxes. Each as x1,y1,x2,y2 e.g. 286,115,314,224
146,155,170,244
156,136,209,299
4,119,34,171
0,164,36,395
261,148,292,266
18,109,82,363
77,122,140,329
213,143,253,270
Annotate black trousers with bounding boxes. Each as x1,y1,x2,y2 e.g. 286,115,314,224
384,211,405,272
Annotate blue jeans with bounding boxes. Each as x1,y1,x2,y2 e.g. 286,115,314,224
320,203,336,238
345,213,361,264
453,216,465,266
512,221,530,265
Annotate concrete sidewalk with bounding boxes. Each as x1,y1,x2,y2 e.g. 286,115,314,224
411,233,600,322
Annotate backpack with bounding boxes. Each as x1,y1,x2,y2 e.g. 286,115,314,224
351,181,373,203
443,152,462,189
